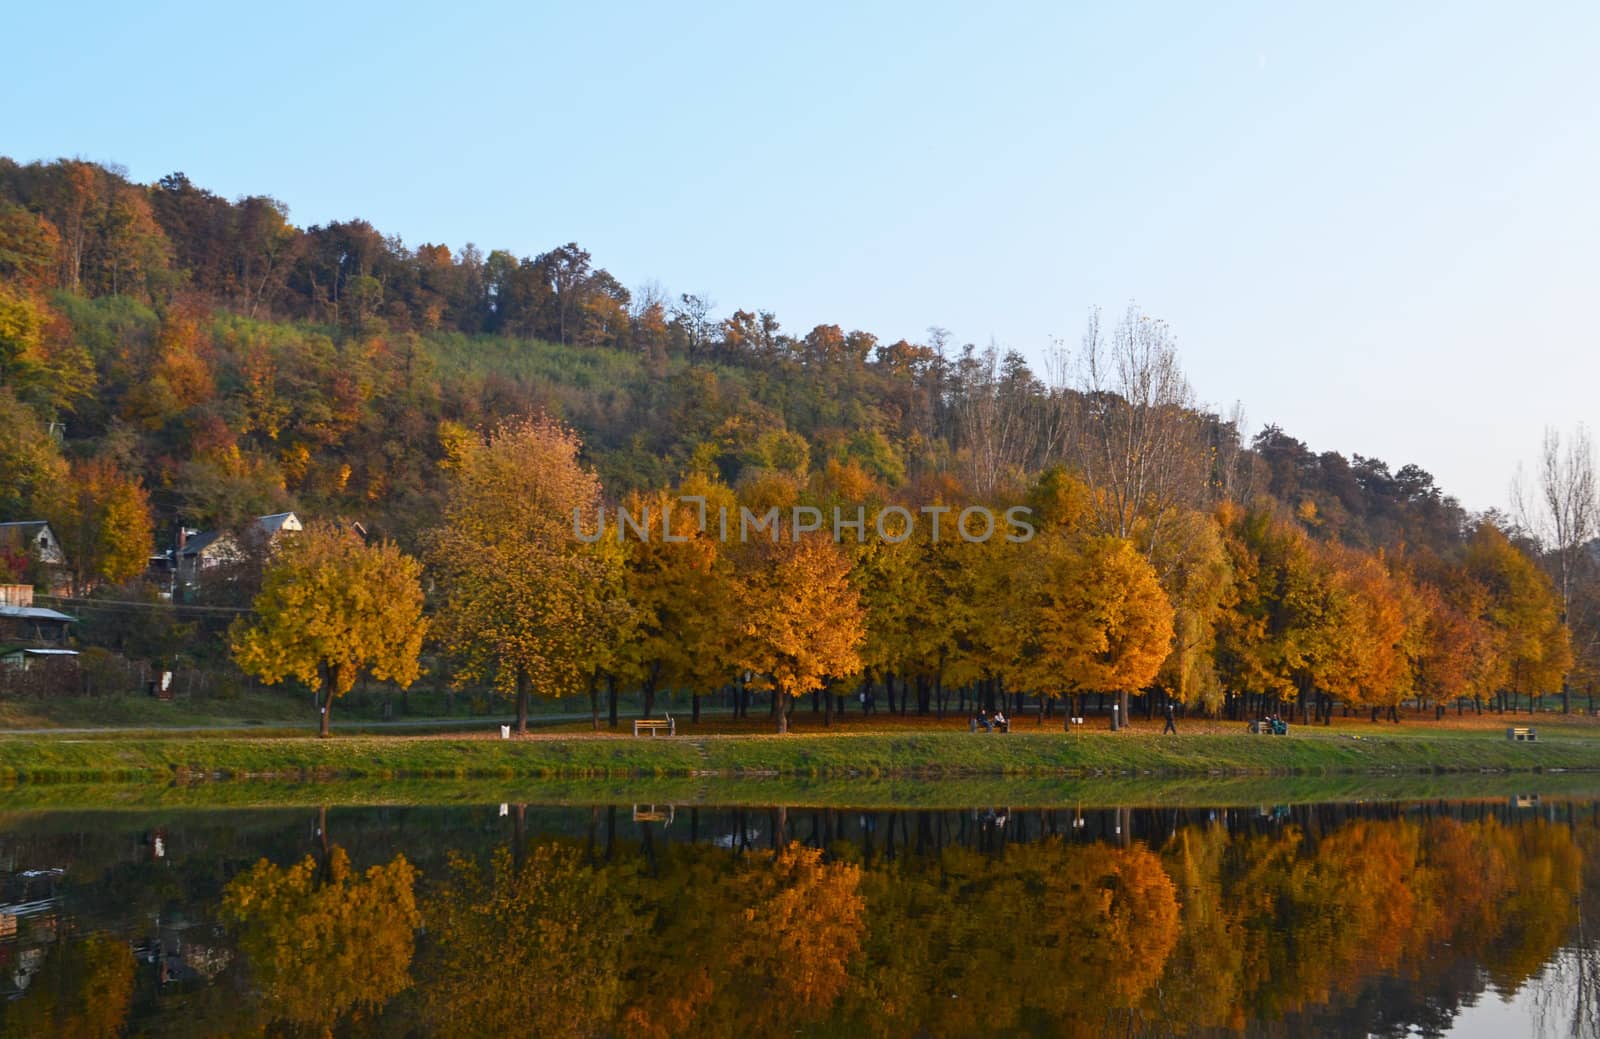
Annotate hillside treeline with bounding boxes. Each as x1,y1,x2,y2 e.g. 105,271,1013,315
1,156,1595,713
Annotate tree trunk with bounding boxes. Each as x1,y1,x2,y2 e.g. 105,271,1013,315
607,673,619,728
318,665,334,737
692,691,701,724
775,687,789,734
515,671,530,736
642,665,659,720
588,671,600,732
824,685,833,728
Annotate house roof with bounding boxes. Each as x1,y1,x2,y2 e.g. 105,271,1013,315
180,529,228,559
258,512,299,535
0,648,78,658
182,512,300,559
0,521,52,546
0,604,76,624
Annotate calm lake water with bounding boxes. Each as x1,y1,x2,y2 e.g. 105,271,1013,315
2,796,1598,1037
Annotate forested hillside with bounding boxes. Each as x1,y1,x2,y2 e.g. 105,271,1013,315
0,157,1479,546
1,155,1594,717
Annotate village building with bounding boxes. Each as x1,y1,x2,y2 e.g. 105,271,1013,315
0,584,77,670
0,521,72,595
148,512,303,597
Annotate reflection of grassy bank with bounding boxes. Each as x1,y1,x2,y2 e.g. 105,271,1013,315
2,725,1599,786
3,770,1599,814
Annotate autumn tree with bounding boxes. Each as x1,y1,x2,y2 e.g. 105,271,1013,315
421,844,630,1038
1412,563,1501,711
621,843,865,1038
1466,522,1573,711
1025,535,1175,721
1151,508,1234,711
615,474,738,724
732,530,865,734
427,417,625,734
0,935,134,1039
45,457,154,593
1313,546,1420,719
0,388,68,520
231,521,426,736
221,846,419,1032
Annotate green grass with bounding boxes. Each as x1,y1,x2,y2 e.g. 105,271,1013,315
2,723,1598,789
3,769,1597,815
0,687,549,730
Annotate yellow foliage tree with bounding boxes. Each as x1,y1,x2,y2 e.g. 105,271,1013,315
615,474,738,723
1028,535,1175,716
231,521,426,736
732,532,865,733
45,457,154,593
421,844,629,1038
1466,522,1574,710
0,935,134,1039
221,846,419,1033
428,417,627,733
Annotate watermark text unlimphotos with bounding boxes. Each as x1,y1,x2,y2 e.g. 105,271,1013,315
574,497,1036,544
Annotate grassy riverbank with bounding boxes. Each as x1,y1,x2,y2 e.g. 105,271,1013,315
2,722,1597,787
3,769,1598,815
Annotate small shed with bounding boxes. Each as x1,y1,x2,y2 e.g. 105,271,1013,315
0,592,77,644
0,647,79,671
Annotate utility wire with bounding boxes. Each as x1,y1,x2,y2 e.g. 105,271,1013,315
34,595,255,615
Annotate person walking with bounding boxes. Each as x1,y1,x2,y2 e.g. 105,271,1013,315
1163,700,1178,735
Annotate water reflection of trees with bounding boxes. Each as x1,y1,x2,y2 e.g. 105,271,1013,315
218,842,418,1033
3,804,1597,1037
0,934,133,1038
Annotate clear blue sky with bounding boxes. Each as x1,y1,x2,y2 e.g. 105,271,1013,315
7,1,1598,510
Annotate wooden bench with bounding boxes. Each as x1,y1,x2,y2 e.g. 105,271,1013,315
1507,726,1538,742
634,716,675,737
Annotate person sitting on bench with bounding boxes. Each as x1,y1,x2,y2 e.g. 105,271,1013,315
994,710,1008,732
